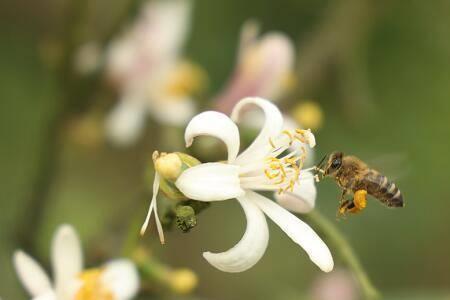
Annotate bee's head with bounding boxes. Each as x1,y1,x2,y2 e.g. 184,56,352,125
323,151,343,176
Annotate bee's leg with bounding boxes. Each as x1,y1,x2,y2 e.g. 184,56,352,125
337,198,353,218
347,189,368,214
339,189,349,204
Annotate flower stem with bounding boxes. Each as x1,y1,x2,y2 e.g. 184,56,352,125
304,210,380,300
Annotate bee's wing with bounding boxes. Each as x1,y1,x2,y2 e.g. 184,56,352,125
366,152,411,182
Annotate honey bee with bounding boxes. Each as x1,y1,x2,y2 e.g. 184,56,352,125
316,152,404,215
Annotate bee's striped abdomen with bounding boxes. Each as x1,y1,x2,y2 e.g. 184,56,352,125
363,170,404,208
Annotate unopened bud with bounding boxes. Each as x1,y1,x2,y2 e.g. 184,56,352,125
154,152,183,181
152,151,201,201
168,268,198,295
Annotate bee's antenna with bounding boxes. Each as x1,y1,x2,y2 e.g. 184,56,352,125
316,154,327,170
314,154,327,180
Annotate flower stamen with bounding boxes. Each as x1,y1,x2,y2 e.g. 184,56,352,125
75,268,114,300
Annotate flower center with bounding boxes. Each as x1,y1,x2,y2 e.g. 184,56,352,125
239,128,315,193
74,268,114,300
164,61,206,98
265,129,310,193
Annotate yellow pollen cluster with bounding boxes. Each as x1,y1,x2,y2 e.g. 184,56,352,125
164,61,207,98
265,129,309,194
75,268,114,300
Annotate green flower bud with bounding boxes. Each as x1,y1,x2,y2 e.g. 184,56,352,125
175,205,197,233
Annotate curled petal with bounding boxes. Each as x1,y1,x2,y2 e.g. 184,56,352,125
275,172,317,213
52,224,83,298
102,259,140,300
13,251,52,297
203,194,269,272
175,163,244,201
184,111,240,163
232,97,283,164
249,191,333,272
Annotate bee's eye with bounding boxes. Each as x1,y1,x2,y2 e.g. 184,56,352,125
331,158,341,169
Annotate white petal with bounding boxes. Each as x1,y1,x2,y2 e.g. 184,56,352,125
253,33,295,99
249,191,333,272
13,251,52,297
31,291,57,300
105,97,147,147
52,224,83,298
203,194,269,272
232,97,283,164
148,96,196,126
139,0,192,61
184,111,240,163
237,20,260,59
175,163,244,201
275,172,317,213
102,259,140,300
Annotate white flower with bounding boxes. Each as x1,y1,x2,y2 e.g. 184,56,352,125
142,97,333,273
214,21,295,113
105,0,202,146
13,224,139,300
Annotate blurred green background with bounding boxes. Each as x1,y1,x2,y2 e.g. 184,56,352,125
1,0,450,299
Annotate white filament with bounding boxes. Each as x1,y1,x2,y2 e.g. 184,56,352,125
140,173,165,244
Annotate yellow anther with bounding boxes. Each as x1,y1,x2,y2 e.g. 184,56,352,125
264,169,280,180
278,164,287,177
273,177,285,185
281,130,294,145
269,137,276,148
288,180,295,192
294,135,307,144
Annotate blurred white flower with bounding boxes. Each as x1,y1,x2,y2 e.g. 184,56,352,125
13,224,139,300
105,0,205,147
214,21,295,114
142,97,333,273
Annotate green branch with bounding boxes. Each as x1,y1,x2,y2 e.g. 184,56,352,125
304,210,380,300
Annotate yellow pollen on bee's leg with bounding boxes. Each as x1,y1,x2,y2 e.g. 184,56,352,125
75,268,114,300
353,189,368,210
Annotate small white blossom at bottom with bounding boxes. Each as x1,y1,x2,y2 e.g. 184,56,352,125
13,224,139,300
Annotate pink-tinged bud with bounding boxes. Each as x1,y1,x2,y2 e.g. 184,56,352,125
214,20,295,114
310,269,359,300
